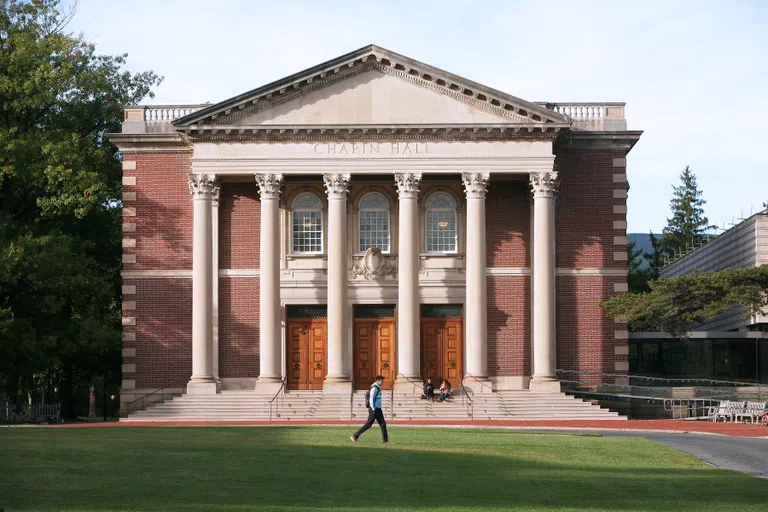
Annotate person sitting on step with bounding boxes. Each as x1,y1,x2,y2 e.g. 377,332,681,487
438,379,452,402
421,378,435,403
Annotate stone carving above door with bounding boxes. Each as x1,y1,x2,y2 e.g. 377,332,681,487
352,248,397,280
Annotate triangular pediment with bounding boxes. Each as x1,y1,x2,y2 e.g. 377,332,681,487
175,45,570,129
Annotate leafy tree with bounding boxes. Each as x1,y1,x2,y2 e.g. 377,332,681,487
601,265,768,337
660,166,714,259
0,0,161,416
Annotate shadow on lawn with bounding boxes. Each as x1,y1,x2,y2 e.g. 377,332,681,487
1,427,766,511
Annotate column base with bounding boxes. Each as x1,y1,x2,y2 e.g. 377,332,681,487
394,376,423,395
186,380,218,395
323,379,352,394
529,377,562,393
254,378,285,395
462,375,493,394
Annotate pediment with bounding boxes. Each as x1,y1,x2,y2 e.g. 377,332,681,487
175,45,570,129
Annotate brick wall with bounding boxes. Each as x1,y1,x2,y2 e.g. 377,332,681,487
219,183,261,269
486,180,530,268
123,153,193,271
556,275,626,380
555,150,625,269
127,278,192,388
487,276,531,376
219,277,260,378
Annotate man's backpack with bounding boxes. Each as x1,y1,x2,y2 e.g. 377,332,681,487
364,386,377,410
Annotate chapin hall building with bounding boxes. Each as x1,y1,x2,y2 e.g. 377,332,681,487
109,46,642,416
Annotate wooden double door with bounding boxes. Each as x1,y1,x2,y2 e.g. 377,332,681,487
286,319,327,390
421,318,463,384
353,317,396,390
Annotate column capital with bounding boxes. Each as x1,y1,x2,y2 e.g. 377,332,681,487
211,179,221,206
394,172,423,199
530,171,559,199
188,174,216,199
462,172,490,198
323,173,351,199
255,173,284,200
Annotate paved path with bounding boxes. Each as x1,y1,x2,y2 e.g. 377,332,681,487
600,430,768,479
45,418,768,438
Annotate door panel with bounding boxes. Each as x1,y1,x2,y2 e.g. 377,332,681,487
443,320,463,383
287,322,306,390
354,322,375,390
309,321,327,390
376,321,395,388
420,318,463,385
354,319,396,390
286,318,327,390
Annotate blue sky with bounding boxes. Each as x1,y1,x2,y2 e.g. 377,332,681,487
67,0,768,234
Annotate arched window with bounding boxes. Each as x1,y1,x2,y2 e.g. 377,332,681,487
425,192,457,253
358,192,390,253
292,193,323,254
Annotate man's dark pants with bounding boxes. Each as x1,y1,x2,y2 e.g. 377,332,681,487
353,408,388,441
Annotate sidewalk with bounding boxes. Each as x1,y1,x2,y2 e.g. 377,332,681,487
47,419,768,438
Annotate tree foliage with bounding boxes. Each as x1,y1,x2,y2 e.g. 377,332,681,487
0,0,161,416
660,166,714,260
601,265,768,337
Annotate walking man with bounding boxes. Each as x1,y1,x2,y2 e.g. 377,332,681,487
351,375,389,443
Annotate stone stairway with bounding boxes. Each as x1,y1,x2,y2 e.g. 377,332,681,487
122,388,623,422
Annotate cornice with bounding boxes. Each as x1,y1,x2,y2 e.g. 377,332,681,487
561,130,643,153
183,124,567,143
107,132,191,153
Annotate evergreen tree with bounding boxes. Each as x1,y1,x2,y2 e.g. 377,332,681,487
627,241,650,293
660,166,714,258
643,232,664,280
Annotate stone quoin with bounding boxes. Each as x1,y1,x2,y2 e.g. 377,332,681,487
109,45,642,410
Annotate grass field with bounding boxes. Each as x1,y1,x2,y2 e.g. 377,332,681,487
0,426,765,511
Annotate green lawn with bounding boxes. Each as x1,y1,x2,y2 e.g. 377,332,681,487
0,426,765,511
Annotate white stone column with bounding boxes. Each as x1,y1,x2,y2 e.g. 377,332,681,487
211,180,221,387
187,173,217,394
254,174,284,393
323,173,352,393
462,172,492,393
530,171,560,392
394,172,422,393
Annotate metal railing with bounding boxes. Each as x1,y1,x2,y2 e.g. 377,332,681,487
557,369,768,420
267,377,287,421
125,388,167,416
460,374,475,420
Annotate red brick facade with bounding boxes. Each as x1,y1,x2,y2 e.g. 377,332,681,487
121,143,629,390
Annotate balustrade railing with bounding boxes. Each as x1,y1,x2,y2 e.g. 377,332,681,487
538,102,626,123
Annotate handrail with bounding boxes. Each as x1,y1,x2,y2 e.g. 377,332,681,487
556,369,767,388
461,374,475,421
460,374,475,404
125,388,166,416
394,373,424,418
349,386,355,420
268,377,287,421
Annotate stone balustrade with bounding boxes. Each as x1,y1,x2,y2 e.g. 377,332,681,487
122,104,209,134
537,102,627,131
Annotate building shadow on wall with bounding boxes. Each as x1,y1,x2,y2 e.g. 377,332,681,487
133,195,191,269
557,238,612,386
137,279,193,389
486,277,532,378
